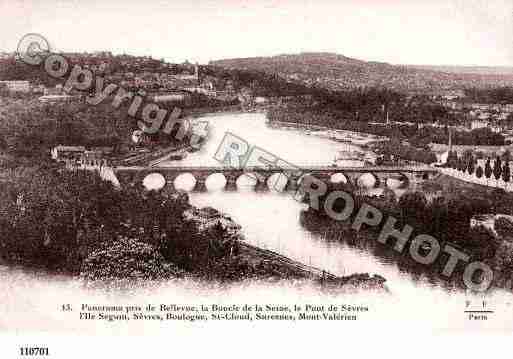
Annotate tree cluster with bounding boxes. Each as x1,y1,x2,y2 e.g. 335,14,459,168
0,168,240,280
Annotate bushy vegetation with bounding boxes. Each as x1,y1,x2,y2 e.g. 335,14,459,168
0,58,62,87
446,152,512,183
0,96,204,162
300,181,513,290
204,66,312,98
374,139,437,164
0,168,243,281
495,218,513,241
268,105,505,146
80,237,182,284
464,87,513,104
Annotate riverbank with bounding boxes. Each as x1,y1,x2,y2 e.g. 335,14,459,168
183,105,263,120
297,176,513,292
430,142,513,157
266,119,387,146
237,242,387,291
180,205,387,292
185,110,386,147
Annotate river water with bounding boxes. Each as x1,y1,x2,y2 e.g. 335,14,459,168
164,113,393,278
2,112,512,332
164,113,441,288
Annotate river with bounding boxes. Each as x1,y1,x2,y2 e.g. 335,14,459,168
161,113,397,278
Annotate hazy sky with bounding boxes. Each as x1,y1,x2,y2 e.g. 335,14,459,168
1,0,513,66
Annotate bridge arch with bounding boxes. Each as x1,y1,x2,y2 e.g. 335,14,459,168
357,173,378,188
174,173,196,192
142,172,166,191
330,173,348,184
205,173,227,191
267,172,289,192
386,173,409,189
236,172,259,190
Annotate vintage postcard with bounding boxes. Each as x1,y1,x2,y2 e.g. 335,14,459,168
0,0,512,357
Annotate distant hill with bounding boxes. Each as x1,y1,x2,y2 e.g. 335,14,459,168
211,52,513,92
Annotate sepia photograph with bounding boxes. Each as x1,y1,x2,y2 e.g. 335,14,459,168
0,0,512,357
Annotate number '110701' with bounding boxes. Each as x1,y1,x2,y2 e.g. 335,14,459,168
20,347,49,356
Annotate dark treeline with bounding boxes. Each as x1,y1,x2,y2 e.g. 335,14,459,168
0,58,62,87
268,106,506,146
158,91,239,112
0,99,133,159
464,87,513,104
445,151,512,183
0,94,221,161
309,88,456,124
373,139,437,164
300,182,513,290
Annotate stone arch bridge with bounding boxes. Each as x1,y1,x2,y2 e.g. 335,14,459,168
113,165,440,192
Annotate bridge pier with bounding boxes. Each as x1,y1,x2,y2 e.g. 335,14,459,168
225,177,238,191
286,178,299,192
162,181,175,194
193,179,207,192
254,179,269,192
343,173,360,188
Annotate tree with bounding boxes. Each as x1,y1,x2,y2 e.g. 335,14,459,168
448,151,458,168
398,192,428,229
503,149,512,163
493,156,503,180
459,157,467,172
467,157,475,175
80,237,180,286
495,217,513,241
502,162,511,183
485,158,493,179
476,166,484,179
495,242,513,286
462,150,473,165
